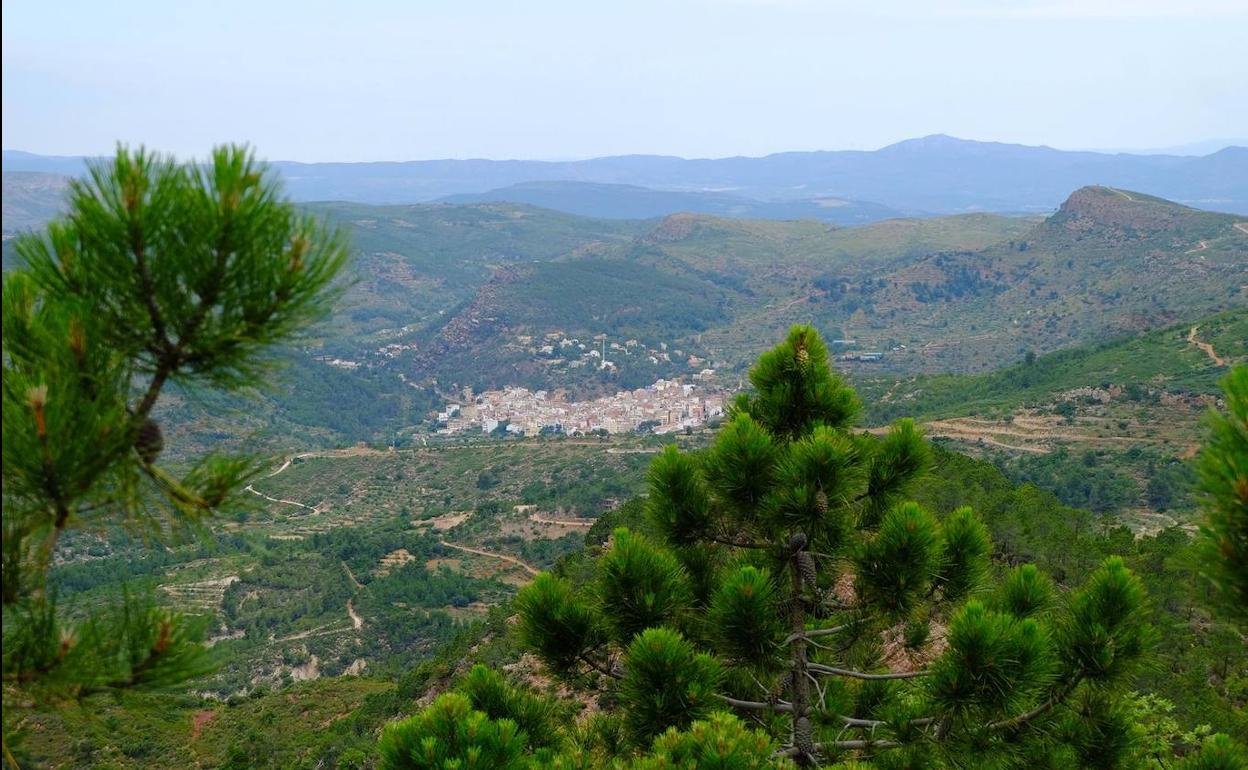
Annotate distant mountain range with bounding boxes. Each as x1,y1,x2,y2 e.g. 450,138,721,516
5,135,1246,220
438,181,911,224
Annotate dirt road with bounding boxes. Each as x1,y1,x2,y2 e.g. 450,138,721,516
244,484,316,511
439,540,539,576
1187,325,1226,367
528,512,593,527
342,561,364,590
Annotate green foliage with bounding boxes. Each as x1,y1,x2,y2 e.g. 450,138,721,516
2,588,217,693
769,426,860,542
1124,692,1216,769
378,692,527,770
619,628,721,743
992,565,1056,620
703,413,779,516
515,573,602,675
933,506,991,602
646,445,711,545
630,711,789,770
862,310,1248,426
1176,734,1248,770
860,419,930,528
1058,691,1140,770
1061,556,1151,683
928,601,1054,718
596,528,693,644
855,502,942,617
460,665,566,749
706,566,784,665
1,145,347,701
737,324,860,439
998,448,1141,514
1194,366,1248,627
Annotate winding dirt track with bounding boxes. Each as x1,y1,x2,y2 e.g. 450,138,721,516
243,484,316,511
439,540,540,576
1234,222,1248,236
1187,325,1226,367
528,512,593,527
342,561,364,590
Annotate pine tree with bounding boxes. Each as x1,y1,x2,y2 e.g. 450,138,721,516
1193,366,1248,628
515,325,1153,767
1,146,347,705
377,664,784,770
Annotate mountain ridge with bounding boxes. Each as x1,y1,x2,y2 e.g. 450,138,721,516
6,136,1246,215
387,185,1244,397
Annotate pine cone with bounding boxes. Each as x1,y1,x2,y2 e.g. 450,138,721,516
794,715,816,756
135,418,164,464
771,670,794,702
797,551,818,590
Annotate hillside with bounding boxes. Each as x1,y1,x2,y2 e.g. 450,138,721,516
1,170,67,234
439,180,909,224
858,309,1247,529
7,136,1246,214
38,435,666,702
410,186,1244,398
303,201,647,350
807,186,1248,372
13,437,1245,768
7,179,1242,440
399,211,1036,396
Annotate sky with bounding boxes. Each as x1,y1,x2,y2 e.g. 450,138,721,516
3,0,1246,162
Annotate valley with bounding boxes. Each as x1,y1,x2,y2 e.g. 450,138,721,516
5,168,1245,770
6,1,1247,764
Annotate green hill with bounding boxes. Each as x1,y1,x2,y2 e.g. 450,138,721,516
857,309,1247,526
399,210,1036,396
11,440,1245,769
395,187,1243,399
862,308,1247,422
837,186,1247,372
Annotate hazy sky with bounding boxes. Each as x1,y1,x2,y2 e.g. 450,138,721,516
3,0,1246,161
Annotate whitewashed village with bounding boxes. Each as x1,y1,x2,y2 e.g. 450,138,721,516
435,378,725,436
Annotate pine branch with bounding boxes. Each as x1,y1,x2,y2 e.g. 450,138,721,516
808,663,930,680
720,694,793,712
822,738,905,750
3,735,20,770
780,624,848,646
839,715,936,728
134,367,170,420
708,534,768,549
774,737,906,758
986,676,1082,732
127,212,174,365
577,651,621,680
